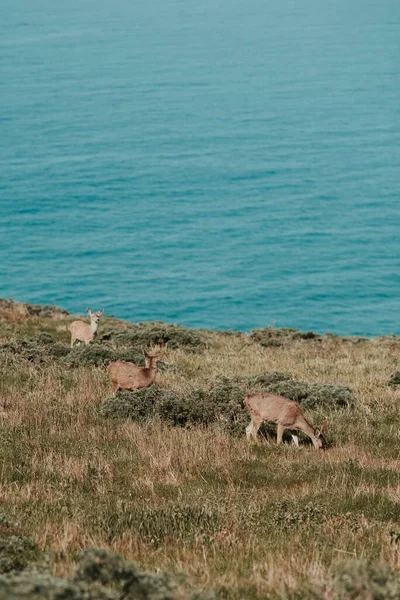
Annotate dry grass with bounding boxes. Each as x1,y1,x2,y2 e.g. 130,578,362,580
0,302,400,598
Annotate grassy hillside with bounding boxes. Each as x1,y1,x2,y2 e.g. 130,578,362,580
0,298,400,599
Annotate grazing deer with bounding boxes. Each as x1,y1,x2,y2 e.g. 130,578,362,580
106,349,164,393
244,392,327,449
69,307,104,348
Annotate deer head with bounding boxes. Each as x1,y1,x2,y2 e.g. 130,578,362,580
87,307,104,323
142,348,165,368
313,419,328,449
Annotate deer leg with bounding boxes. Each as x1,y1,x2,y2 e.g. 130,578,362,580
246,417,262,441
291,434,299,447
277,424,285,444
70,337,75,348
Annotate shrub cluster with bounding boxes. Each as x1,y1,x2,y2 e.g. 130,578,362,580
100,322,207,353
250,327,322,347
0,336,145,368
256,379,354,410
0,516,47,575
0,318,207,367
61,344,144,368
99,377,248,435
388,371,400,387
0,298,70,319
0,546,215,600
0,334,70,365
100,372,354,434
328,559,400,599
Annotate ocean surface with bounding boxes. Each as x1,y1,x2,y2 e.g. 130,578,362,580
1,0,399,335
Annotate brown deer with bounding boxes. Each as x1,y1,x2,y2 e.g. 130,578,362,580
244,392,327,449
106,349,164,393
69,307,104,348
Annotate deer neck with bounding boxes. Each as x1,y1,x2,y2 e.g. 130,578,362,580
144,364,157,380
299,418,317,443
90,320,98,334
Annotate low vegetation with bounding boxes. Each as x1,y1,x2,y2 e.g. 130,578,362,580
388,371,400,387
99,374,354,435
0,298,400,599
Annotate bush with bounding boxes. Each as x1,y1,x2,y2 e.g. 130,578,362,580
0,336,148,369
61,344,143,368
243,371,292,388
99,373,354,434
99,378,246,434
0,336,70,365
0,516,47,575
0,298,69,319
329,559,400,599
100,322,207,353
264,380,354,410
74,548,179,599
99,387,163,421
250,327,322,347
388,372,400,387
0,548,216,600
0,571,88,600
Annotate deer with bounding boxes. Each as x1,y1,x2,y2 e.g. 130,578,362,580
106,349,164,393
69,307,104,348
244,392,327,449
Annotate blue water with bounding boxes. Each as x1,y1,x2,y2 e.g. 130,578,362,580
1,0,399,335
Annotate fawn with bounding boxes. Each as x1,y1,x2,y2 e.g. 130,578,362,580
106,349,164,393
244,392,327,449
69,307,104,347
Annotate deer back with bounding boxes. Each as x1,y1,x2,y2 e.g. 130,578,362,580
107,360,155,389
244,392,304,427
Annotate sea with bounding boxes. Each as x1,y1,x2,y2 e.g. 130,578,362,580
1,0,399,335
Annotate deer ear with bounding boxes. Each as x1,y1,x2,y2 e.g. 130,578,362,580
87,307,92,314
97,309,104,316
142,349,149,357
320,419,328,435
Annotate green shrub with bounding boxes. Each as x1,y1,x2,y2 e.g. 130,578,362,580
243,371,292,388
329,559,400,599
99,372,354,434
100,322,207,353
99,378,245,434
0,336,148,368
25,304,69,318
264,380,354,409
250,327,322,347
0,516,47,575
99,388,162,421
388,372,400,387
0,547,216,600
74,548,179,599
61,344,143,368
0,571,89,600
0,337,70,364
0,298,69,319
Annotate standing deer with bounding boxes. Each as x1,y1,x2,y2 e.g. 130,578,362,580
244,392,327,449
69,307,104,348
106,349,164,393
